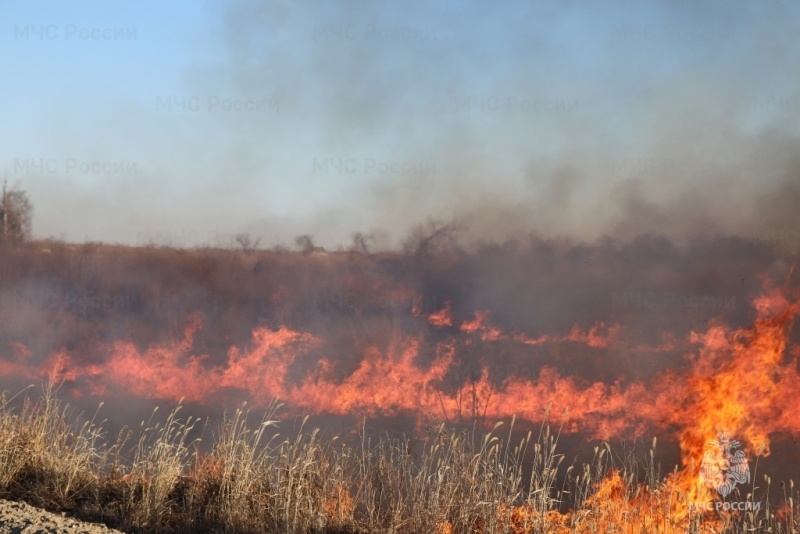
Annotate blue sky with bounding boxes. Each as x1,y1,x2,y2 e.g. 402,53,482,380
1,0,798,248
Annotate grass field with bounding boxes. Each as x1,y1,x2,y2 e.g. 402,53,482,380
0,382,795,534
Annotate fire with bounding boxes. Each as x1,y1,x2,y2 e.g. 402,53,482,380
661,275,800,508
1,269,799,530
425,301,453,327
0,310,640,433
323,483,353,524
460,310,506,341
2,276,798,446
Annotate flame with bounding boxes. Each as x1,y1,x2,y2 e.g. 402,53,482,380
662,277,800,508
1,271,799,530
460,310,506,341
323,483,353,524
2,278,797,444
426,301,453,327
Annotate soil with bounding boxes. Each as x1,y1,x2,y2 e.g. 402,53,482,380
0,500,126,534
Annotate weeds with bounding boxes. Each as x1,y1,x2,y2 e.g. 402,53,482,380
0,384,796,533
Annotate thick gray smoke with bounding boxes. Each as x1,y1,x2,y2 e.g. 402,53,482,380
6,0,800,252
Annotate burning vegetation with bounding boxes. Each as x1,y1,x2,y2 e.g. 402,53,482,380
0,234,798,532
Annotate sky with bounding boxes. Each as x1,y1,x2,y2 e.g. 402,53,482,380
1,0,799,250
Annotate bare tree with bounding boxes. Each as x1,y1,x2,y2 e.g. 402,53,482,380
349,232,374,255
402,219,465,257
235,232,261,253
295,234,324,255
0,179,33,244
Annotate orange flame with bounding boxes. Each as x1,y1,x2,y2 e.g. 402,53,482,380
1,272,799,530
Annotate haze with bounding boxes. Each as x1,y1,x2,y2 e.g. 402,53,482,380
2,0,799,250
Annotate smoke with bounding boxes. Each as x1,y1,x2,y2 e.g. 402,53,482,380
3,0,796,249
4,1,800,500
194,0,800,248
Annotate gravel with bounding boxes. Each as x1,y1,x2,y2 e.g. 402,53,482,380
0,500,126,534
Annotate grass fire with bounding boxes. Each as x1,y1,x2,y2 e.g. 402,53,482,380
0,238,798,532
3,1,800,532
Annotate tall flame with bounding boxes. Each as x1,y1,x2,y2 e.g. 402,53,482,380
1,271,799,528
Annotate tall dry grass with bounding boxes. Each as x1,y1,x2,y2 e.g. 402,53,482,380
0,383,795,533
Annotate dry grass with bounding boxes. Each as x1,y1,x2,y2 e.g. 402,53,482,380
0,384,796,533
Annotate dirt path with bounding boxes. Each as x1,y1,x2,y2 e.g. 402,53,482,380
0,500,126,534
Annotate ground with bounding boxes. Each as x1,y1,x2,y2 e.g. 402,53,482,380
0,500,125,534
